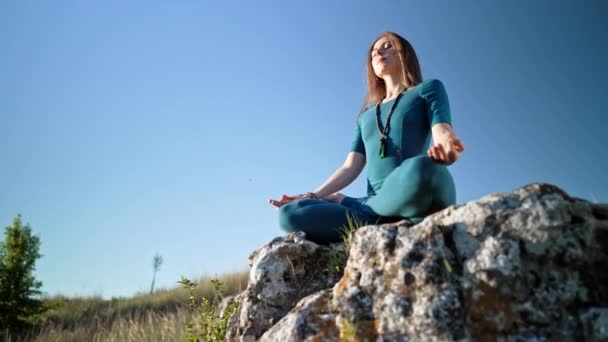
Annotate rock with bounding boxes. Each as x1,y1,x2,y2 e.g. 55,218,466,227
224,183,608,340
331,183,608,340
224,232,347,341
332,216,465,341
580,308,608,341
259,289,339,341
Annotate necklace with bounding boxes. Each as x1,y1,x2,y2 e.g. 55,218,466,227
375,89,407,158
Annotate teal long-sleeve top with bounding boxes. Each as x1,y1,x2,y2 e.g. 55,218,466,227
350,78,452,196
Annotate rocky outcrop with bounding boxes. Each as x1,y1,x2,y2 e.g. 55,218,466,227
226,183,608,341
258,289,338,342
223,232,346,341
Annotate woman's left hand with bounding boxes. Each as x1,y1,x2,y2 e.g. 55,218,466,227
427,137,465,165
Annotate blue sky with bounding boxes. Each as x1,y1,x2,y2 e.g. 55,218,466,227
1,0,606,298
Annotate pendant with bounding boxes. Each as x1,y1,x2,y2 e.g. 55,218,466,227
379,138,386,158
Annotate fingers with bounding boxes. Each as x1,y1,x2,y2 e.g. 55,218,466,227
452,138,465,152
445,144,462,164
428,144,446,163
269,198,290,207
446,149,456,164
428,143,457,165
269,194,304,209
428,144,437,159
428,137,466,164
447,139,464,163
428,145,439,161
268,199,282,208
435,144,446,161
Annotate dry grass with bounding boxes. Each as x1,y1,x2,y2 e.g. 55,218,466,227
5,270,249,342
14,309,190,342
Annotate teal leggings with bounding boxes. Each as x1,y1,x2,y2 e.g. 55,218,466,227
278,155,455,244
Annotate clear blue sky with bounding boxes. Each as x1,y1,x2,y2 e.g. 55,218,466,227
1,0,606,299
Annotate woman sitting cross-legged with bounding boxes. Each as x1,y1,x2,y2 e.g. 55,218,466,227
269,31,465,245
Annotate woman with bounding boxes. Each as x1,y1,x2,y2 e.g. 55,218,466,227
269,31,464,244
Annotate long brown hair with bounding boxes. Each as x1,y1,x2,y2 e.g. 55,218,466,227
357,32,423,120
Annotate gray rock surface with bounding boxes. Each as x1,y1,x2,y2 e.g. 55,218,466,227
226,183,608,341
258,289,339,342
224,232,346,341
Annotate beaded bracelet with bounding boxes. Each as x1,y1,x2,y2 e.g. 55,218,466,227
303,192,318,199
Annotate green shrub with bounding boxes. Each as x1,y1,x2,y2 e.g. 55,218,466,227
179,277,240,342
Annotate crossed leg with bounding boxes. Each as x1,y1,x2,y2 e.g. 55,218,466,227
363,155,456,222
278,199,379,244
278,155,456,244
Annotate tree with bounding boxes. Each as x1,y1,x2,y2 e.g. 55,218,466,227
0,214,47,333
150,253,163,294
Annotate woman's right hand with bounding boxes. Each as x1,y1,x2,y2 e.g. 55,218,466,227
268,194,305,209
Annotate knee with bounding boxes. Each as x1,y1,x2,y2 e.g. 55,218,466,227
411,154,436,170
278,201,302,234
398,155,435,186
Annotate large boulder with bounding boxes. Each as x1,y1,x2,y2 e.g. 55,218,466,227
227,183,608,341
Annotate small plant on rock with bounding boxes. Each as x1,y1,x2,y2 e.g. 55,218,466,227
324,212,368,276
324,243,347,275
338,316,359,342
326,212,384,276
337,212,365,252
179,277,240,342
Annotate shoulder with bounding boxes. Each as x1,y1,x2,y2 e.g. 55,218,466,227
420,78,445,90
356,105,376,123
419,78,448,97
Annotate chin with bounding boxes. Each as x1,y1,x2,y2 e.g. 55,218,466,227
373,67,387,77
374,64,395,77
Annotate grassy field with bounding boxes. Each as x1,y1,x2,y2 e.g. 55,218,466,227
6,270,249,342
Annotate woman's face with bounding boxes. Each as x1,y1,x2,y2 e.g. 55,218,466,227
371,36,399,78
